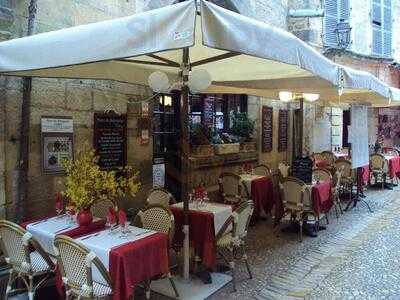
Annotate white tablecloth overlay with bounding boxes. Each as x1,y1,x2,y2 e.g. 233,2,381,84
27,215,79,256
172,202,232,234
240,174,265,196
77,226,156,285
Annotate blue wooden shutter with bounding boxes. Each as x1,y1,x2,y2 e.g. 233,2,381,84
382,0,392,57
339,0,350,21
324,0,339,47
372,0,383,55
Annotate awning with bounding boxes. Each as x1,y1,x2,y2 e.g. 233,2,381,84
0,0,397,107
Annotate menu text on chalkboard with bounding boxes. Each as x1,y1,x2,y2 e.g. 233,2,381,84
203,97,214,127
261,106,273,152
94,113,127,170
278,109,288,152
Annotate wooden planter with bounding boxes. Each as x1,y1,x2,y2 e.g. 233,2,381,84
240,141,256,152
191,144,215,158
214,143,240,155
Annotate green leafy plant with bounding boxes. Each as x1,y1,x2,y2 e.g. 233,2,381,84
230,112,255,142
190,123,211,146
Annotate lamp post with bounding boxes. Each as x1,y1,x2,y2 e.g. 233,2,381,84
334,21,352,50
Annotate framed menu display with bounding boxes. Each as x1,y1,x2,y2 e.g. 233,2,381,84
261,106,273,152
41,117,74,174
278,109,288,152
203,96,214,127
94,113,127,170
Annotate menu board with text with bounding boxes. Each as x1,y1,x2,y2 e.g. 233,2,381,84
261,106,273,152
94,113,127,170
203,97,214,127
278,109,288,152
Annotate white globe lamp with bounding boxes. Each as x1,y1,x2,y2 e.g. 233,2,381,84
188,69,212,93
148,71,170,93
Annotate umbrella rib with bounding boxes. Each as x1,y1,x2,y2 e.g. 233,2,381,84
191,52,241,67
146,54,180,67
115,58,179,68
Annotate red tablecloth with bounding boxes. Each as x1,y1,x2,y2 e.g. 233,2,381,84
110,233,169,300
358,165,370,186
251,177,274,219
388,156,400,179
170,207,216,270
312,181,333,217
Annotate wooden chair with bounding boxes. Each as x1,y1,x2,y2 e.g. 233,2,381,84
90,200,118,219
370,154,387,189
331,167,344,218
279,177,318,242
215,200,254,292
322,151,336,166
146,187,176,207
0,220,55,300
335,159,354,198
253,164,272,177
133,205,178,299
312,168,332,182
218,172,243,204
54,235,113,300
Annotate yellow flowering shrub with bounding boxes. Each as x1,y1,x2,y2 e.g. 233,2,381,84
62,148,141,211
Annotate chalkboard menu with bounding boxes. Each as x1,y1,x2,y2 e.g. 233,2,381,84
261,106,273,152
203,97,214,127
291,156,313,184
278,109,288,152
94,113,127,170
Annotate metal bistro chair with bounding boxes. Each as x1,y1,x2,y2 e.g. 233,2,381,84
133,205,179,299
280,177,318,242
146,187,176,207
312,168,332,183
219,172,243,205
215,200,254,292
335,159,354,199
0,220,55,300
253,164,272,177
54,235,113,300
331,167,344,218
90,199,118,219
370,153,387,189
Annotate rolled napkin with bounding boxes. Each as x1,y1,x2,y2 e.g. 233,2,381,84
108,207,117,225
55,192,63,213
118,209,127,227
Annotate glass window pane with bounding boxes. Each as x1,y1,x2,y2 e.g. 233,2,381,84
153,114,162,132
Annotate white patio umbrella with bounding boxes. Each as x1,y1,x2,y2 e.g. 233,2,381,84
0,0,394,280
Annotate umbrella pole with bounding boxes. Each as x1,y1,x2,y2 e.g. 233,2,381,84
180,47,191,281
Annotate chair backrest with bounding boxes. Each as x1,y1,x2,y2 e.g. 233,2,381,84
253,164,271,177
370,154,385,170
335,159,352,179
90,199,117,219
312,168,332,182
218,172,242,198
134,205,174,244
332,166,344,191
322,151,335,165
232,200,254,240
312,153,325,162
0,220,30,272
278,163,290,179
281,177,306,209
54,235,112,298
146,188,176,207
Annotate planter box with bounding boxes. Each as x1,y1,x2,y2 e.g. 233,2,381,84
240,142,256,152
191,144,215,158
214,143,240,155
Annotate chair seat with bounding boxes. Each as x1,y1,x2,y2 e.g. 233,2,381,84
13,251,52,274
216,233,233,248
93,281,113,297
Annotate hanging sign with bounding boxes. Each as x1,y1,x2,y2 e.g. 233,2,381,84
94,113,127,170
261,106,273,152
153,163,165,187
278,109,288,152
41,117,74,174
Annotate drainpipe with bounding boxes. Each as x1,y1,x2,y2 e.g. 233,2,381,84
16,0,37,223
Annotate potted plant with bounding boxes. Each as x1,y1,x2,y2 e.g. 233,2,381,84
62,148,141,226
213,132,240,155
231,112,256,152
190,123,215,157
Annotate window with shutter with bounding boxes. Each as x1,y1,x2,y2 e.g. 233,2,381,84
372,0,392,57
323,0,350,48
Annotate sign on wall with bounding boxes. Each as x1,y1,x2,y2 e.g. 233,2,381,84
261,106,273,152
94,113,127,170
278,109,288,152
41,117,74,174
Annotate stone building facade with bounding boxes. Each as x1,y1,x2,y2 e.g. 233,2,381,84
0,0,399,220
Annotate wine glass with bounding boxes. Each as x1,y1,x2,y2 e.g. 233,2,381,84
106,215,117,234
55,202,63,217
66,205,76,224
